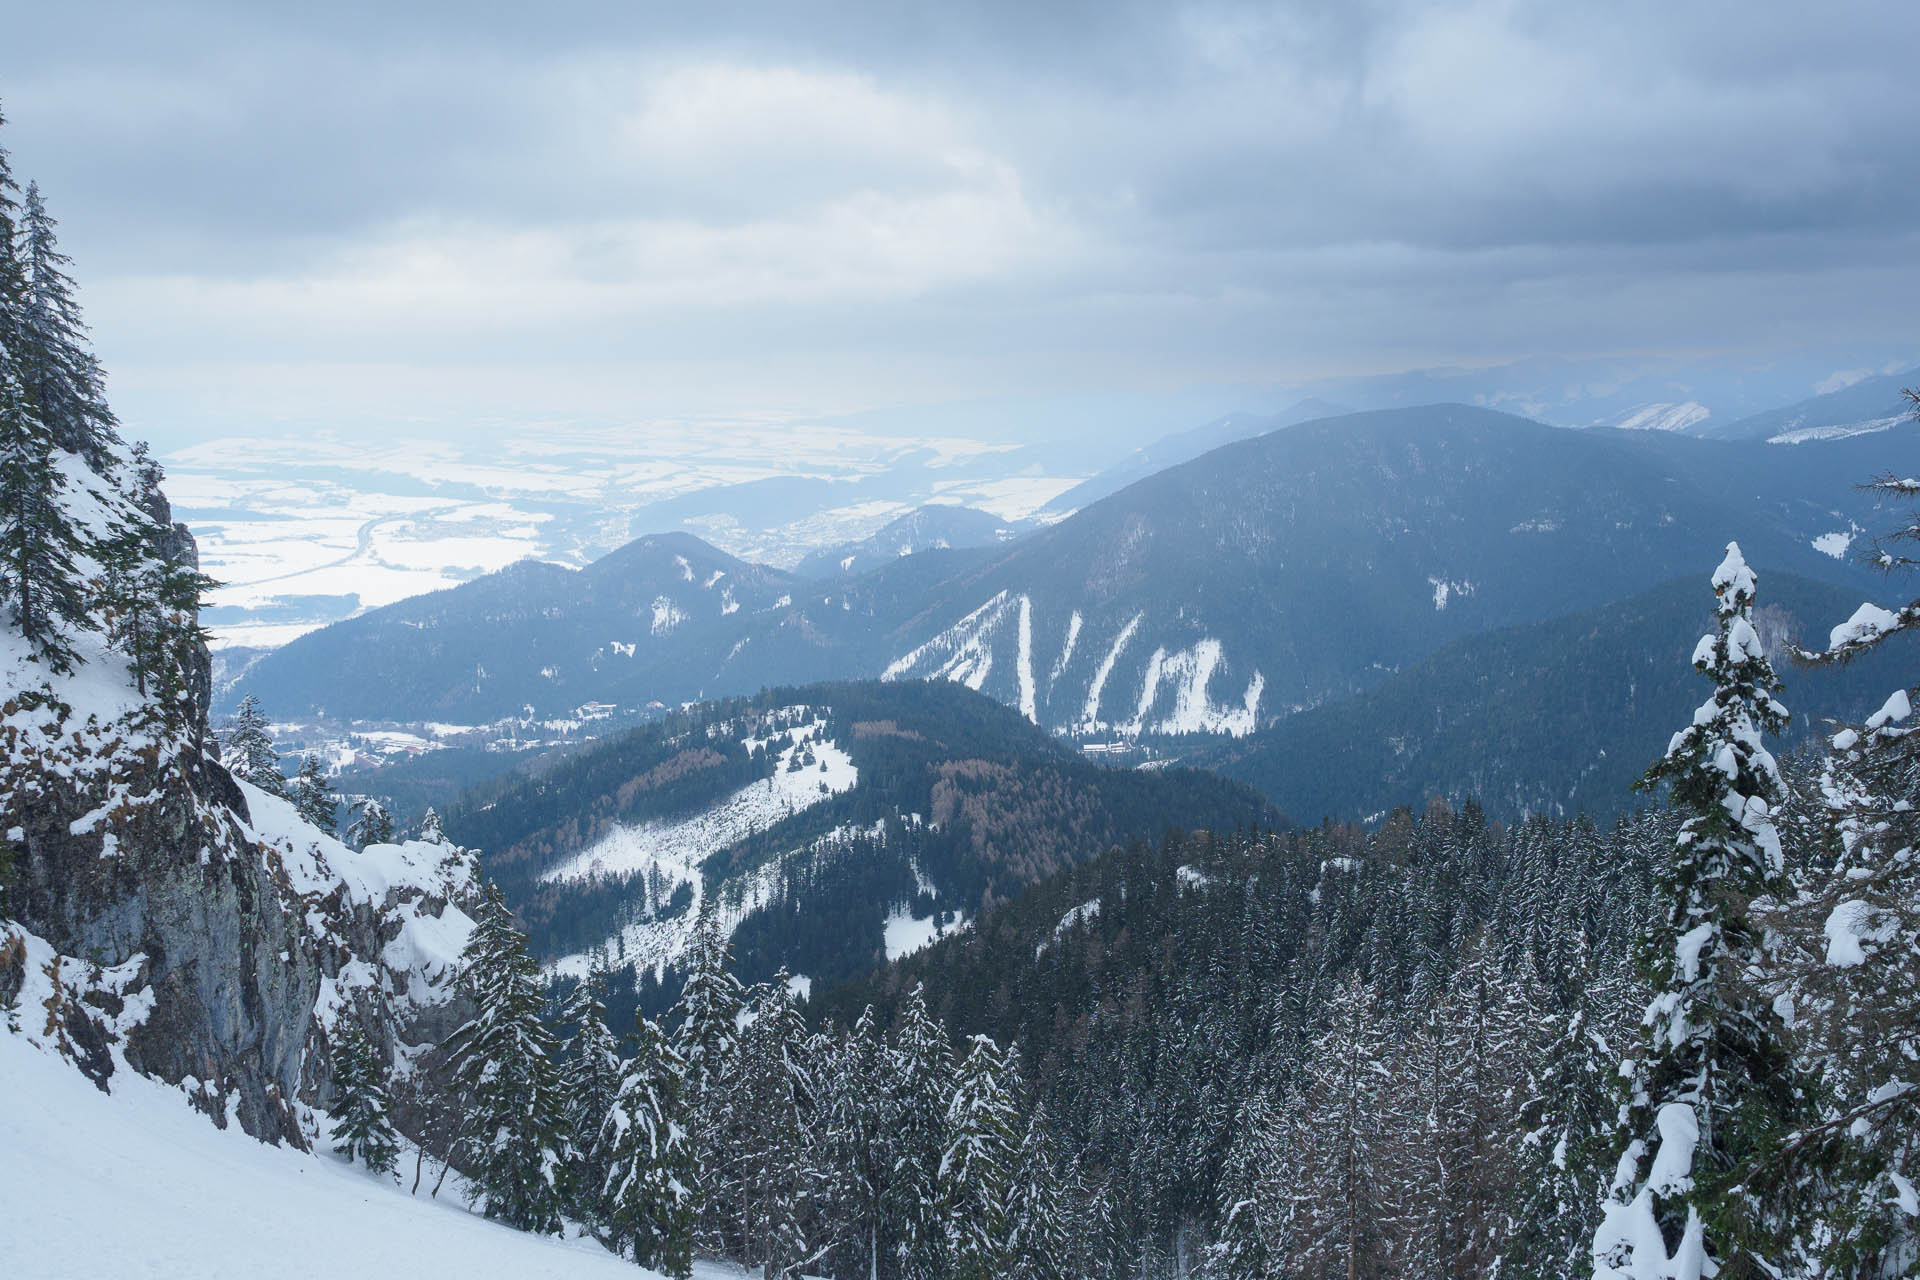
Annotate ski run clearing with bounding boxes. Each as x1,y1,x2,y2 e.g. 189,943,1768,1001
885,595,1263,737
541,719,857,980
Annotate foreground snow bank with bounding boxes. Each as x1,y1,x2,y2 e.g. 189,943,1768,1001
0,1028,656,1280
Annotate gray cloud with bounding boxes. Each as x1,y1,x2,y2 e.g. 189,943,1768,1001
3,0,1917,445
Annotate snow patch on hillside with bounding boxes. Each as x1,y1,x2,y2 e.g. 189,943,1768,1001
1080,614,1143,729
1429,577,1476,611
650,596,687,636
880,590,1020,691
1115,638,1264,737
1016,594,1037,723
1050,610,1083,684
1769,414,1909,445
1812,528,1858,559
1612,401,1710,433
883,906,970,961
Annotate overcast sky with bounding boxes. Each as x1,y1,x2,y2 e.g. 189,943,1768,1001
6,0,1918,447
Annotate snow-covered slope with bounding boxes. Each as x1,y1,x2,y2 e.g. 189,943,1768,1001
0,1026,664,1280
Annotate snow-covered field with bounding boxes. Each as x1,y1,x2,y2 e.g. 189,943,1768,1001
171,424,1083,649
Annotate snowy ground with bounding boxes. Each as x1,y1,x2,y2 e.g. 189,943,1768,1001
0,1029,670,1280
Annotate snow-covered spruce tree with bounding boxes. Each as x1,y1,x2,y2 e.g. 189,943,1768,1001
725,971,818,1277
329,1018,400,1175
17,181,118,468
443,884,574,1234
669,913,743,1256
222,694,287,796
345,796,394,848
940,1034,1020,1280
1593,542,1796,1280
887,983,955,1280
417,806,446,844
1202,1093,1289,1280
290,754,336,835
1506,943,1638,1279
818,1006,894,1280
558,970,624,1227
0,359,89,672
1287,972,1393,1278
1008,1103,1069,1280
1765,410,1920,1275
600,1013,696,1279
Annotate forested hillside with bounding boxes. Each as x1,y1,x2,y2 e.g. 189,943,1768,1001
440,679,1278,1007
1195,570,1920,822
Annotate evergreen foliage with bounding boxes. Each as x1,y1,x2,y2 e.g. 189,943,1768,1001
0,361,88,671
1595,543,1797,1280
940,1035,1020,1280
329,1018,400,1175
599,1013,696,1278
346,797,394,849
443,885,574,1234
290,754,337,834
669,913,743,1255
222,694,286,796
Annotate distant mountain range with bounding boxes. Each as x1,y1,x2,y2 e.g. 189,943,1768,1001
230,403,1906,742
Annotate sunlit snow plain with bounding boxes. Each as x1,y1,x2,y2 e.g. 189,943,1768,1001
168,422,1083,650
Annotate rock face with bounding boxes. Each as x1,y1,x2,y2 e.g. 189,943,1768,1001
9,722,318,1142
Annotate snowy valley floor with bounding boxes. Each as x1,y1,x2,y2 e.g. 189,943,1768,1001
0,1032,749,1280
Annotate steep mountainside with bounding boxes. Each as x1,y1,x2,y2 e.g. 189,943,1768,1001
1190,571,1920,822
440,680,1277,1007
874,406,1893,738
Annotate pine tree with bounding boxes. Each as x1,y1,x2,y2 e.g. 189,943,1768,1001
17,181,117,468
887,984,954,1280
1505,946,1635,1279
0,361,89,671
940,1035,1020,1280
1594,542,1796,1280
290,754,337,834
443,885,574,1234
1768,409,1920,1274
1286,974,1392,1280
329,1018,400,1175
558,971,624,1228
819,1006,893,1280
1008,1104,1069,1280
222,694,286,796
722,971,818,1277
600,1013,696,1278
345,797,394,848
417,806,447,844
669,913,743,1256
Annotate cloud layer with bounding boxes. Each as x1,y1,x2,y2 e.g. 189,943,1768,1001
6,0,1918,443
